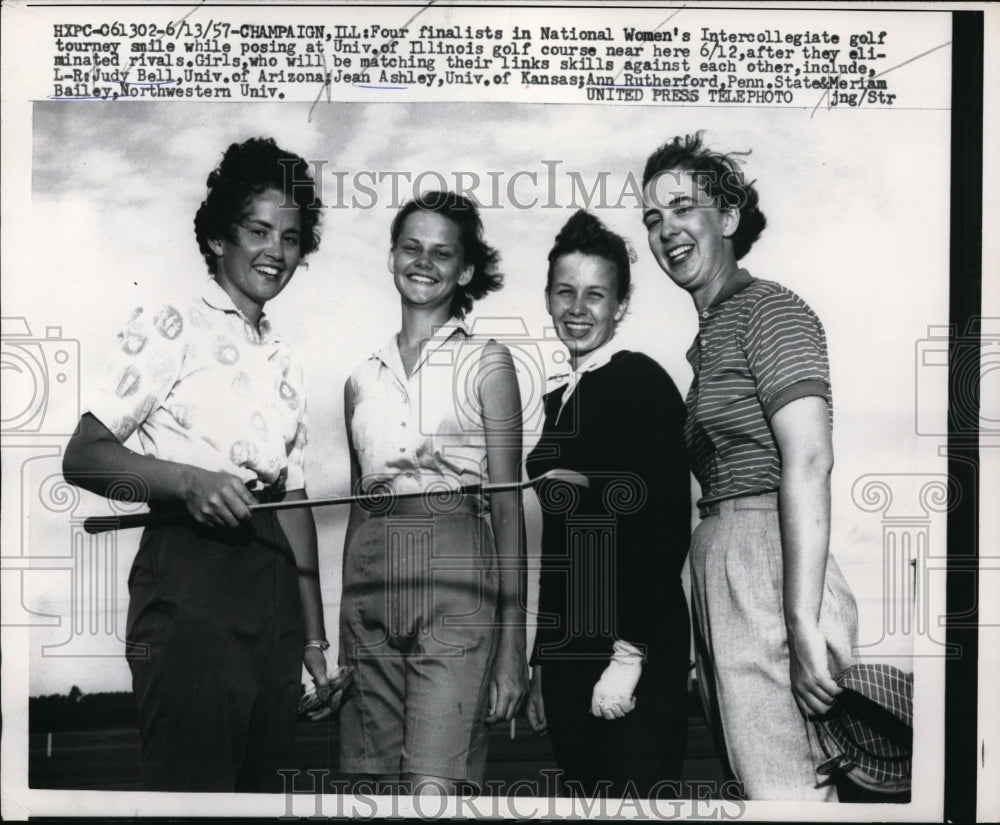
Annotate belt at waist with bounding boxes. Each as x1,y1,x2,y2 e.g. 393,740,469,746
699,491,778,519
361,493,484,518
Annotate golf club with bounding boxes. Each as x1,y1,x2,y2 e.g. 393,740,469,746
82,468,588,534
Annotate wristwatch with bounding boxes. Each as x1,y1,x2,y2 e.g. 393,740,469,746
304,638,330,651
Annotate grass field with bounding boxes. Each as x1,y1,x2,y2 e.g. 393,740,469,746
30,699,724,795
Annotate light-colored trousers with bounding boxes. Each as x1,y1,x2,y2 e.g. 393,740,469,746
689,492,858,801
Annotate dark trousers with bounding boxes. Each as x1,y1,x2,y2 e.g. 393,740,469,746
541,651,689,800
125,511,304,792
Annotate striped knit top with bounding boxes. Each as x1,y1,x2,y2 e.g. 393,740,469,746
685,270,832,507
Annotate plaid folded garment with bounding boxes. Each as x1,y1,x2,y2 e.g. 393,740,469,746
814,663,913,794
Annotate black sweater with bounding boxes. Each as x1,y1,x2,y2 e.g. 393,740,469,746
527,351,691,666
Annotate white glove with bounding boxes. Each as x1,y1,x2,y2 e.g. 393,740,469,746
590,640,644,719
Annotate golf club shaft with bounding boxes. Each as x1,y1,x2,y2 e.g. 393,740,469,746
82,470,580,534
251,477,534,514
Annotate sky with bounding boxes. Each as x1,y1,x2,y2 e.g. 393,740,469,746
9,95,954,695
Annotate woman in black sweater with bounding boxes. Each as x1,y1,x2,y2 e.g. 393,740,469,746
525,210,691,798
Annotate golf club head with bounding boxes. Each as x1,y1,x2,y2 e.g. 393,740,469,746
540,468,589,489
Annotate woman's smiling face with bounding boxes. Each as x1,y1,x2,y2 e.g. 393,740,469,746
642,169,740,307
390,210,471,313
208,187,302,323
545,252,625,368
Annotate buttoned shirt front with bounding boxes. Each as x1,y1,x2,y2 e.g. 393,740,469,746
347,320,491,496
87,277,308,492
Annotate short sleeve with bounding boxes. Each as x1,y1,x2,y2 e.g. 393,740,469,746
744,290,831,419
86,305,185,441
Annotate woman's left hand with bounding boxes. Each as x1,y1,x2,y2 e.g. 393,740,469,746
486,643,528,724
788,619,841,718
302,646,334,721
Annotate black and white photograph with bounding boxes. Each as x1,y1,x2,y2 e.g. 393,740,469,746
0,1,994,820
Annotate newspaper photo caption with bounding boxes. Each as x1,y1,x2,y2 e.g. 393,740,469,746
41,6,944,109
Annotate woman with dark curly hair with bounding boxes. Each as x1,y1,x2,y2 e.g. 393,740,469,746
640,132,858,800
338,192,527,793
524,209,691,798
63,137,334,792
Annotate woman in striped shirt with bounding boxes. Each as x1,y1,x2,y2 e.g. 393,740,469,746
640,132,858,801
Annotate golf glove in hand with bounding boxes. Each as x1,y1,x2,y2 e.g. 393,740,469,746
591,640,643,719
